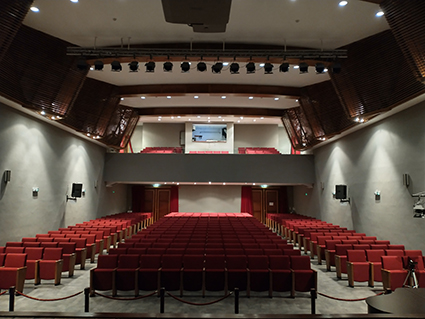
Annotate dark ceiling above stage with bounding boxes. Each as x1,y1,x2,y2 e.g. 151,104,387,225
0,0,425,149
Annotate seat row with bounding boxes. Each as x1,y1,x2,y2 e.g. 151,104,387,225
90,254,316,298
109,246,302,257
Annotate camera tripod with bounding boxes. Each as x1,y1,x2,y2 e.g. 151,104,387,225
403,268,419,288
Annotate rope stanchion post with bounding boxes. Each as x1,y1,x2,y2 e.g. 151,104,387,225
9,287,15,312
84,287,90,312
160,287,165,314
310,288,316,314
234,288,239,314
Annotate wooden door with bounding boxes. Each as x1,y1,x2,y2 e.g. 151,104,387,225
251,189,263,223
144,188,171,221
157,189,171,220
251,188,279,223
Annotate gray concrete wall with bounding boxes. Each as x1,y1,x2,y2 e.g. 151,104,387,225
293,98,425,252
0,103,128,243
104,153,315,185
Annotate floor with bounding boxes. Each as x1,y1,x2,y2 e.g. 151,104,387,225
0,238,384,315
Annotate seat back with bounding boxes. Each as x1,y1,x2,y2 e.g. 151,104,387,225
325,240,341,251
42,248,63,260
370,244,388,250
204,254,225,269
0,253,5,266
385,249,404,257
127,248,146,255
387,244,405,250
268,255,290,270
248,255,269,270
22,237,37,242
290,255,311,270
381,256,404,270
25,247,44,260
118,254,140,269
6,242,23,247
139,254,162,269
109,248,128,255
226,255,247,269
5,247,25,254
335,244,353,256
366,249,385,262
182,255,204,270
97,255,118,269
161,254,182,269
353,244,370,250
4,253,27,267
347,250,367,262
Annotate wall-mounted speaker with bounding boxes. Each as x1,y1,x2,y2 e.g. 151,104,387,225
335,185,347,200
71,183,83,198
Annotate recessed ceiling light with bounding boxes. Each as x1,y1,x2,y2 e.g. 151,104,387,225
249,96,254,100
293,65,299,69
120,98,124,101
189,118,191,121
70,0,79,3
339,1,348,7
221,96,226,99
376,11,384,17
253,183,256,185
158,118,162,121
223,182,226,185
40,111,46,116
222,62,229,66
177,116,181,118
253,119,256,122
30,6,39,12
260,117,264,120
167,96,171,99
274,97,279,101
222,119,225,121
259,63,265,67
240,116,244,119
197,116,201,118
141,96,146,99
237,120,240,123
171,116,174,119
218,116,222,118
208,120,211,123
209,181,211,184
208,117,210,120
194,95,199,99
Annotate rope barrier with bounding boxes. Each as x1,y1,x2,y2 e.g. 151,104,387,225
317,291,385,302
165,291,233,306
0,290,8,296
15,290,83,301
94,291,157,300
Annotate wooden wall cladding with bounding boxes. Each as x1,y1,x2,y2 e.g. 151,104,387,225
60,78,120,137
382,0,425,82
0,25,87,116
299,80,355,140
102,105,139,149
282,107,318,150
330,30,425,120
0,0,33,62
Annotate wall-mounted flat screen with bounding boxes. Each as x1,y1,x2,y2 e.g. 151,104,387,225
192,124,227,142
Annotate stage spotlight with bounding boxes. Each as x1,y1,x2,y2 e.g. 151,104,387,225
163,61,173,72
145,61,156,72
331,62,342,74
246,62,256,74
128,61,139,72
230,62,240,74
299,62,309,74
279,62,289,72
94,60,104,71
111,60,122,72
181,61,190,73
197,62,207,72
264,63,273,74
315,63,325,74
212,62,223,74
76,58,88,71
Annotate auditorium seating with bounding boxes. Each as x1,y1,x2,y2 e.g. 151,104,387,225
381,256,408,291
0,253,27,293
38,248,63,285
346,250,372,287
89,254,118,296
141,147,182,154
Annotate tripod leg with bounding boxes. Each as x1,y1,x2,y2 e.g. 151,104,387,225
412,272,419,288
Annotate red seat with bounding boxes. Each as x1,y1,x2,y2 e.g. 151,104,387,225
385,249,404,257
268,255,291,297
109,248,128,256
115,254,140,296
316,236,332,265
6,242,23,247
5,247,25,254
290,255,317,298
138,254,161,292
58,242,76,277
127,248,146,255
0,253,27,293
283,249,301,256
79,234,96,263
324,240,342,271
247,255,269,296
381,256,408,291
226,255,248,292
203,254,226,296
24,247,44,282
38,248,63,285
160,254,183,291
89,255,118,296
335,244,353,279
346,250,372,287
181,254,204,295
69,238,87,269
366,249,385,284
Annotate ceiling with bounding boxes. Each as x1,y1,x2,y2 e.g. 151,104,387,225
23,0,389,126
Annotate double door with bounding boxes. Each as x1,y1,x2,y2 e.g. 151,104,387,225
251,188,279,223
144,188,171,222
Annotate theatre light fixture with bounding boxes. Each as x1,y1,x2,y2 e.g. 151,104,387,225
279,62,290,72
315,63,325,74
230,62,240,74
111,60,122,72
197,61,207,72
163,61,173,72
246,62,256,74
145,61,156,72
128,61,139,72
264,63,273,74
299,62,309,74
76,58,89,71
94,60,104,71
181,61,190,73
212,62,223,74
